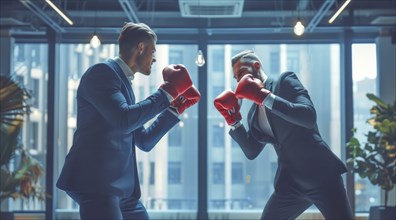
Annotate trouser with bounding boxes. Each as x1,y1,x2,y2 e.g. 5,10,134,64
261,175,353,220
67,191,149,220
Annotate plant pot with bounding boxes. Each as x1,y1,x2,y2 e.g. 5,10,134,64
0,211,14,220
369,206,396,220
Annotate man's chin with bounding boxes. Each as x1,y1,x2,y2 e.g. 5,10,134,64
140,71,151,76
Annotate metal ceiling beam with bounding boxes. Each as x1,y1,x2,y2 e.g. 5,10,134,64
306,0,336,32
297,0,310,10
118,0,140,23
19,0,65,32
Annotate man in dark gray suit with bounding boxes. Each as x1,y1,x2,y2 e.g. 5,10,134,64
57,22,200,219
214,50,353,219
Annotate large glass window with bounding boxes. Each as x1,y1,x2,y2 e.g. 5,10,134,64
207,44,341,211
10,43,48,211
55,44,199,212
352,43,379,212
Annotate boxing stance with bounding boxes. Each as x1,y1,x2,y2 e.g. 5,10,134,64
214,50,353,219
57,22,200,220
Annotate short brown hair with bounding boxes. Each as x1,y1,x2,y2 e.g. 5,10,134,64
118,22,157,60
231,50,261,66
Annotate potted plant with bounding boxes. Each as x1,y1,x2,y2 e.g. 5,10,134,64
347,93,396,220
0,74,45,220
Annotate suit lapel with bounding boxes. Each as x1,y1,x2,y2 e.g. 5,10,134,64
264,77,278,140
107,59,135,104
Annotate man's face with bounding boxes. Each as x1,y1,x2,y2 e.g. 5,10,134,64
232,60,258,82
136,40,156,76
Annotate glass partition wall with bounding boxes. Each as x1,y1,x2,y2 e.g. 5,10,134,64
351,43,379,212
9,43,48,211
8,40,381,217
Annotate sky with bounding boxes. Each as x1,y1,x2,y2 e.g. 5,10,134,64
352,44,377,81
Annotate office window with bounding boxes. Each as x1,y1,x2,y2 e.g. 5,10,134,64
168,200,182,210
29,122,39,150
138,161,144,184
232,162,243,184
213,162,225,184
169,50,183,64
231,139,239,148
286,50,299,71
168,162,182,184
30,78,40,108
150,161,155,185
211,49,225,72
269,51,280,74
352,43,380,212
208,44,341,211
138,86,145,102
212,124,224,147
212,86,225,101
168,124,182,147
10,43,48,211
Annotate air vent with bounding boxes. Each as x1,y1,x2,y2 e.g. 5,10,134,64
0,17,29,26
179,0,244,18
371,16,396,25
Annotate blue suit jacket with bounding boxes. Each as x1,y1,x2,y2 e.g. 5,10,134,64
57,59,179,198
230,72,347,190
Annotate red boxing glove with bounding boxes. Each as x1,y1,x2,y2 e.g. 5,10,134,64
171,85,201,114
235,74,271,105
214,90,242,126
160,64,193,99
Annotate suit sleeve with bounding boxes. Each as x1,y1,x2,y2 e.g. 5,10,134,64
271,73,317,129
82,64,170,134
134,109,180,152
229,125,266,160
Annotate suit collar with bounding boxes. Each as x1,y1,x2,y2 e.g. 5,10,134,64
106,59,135,102
264,77,273,92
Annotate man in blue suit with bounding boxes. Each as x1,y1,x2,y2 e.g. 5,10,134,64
214,50,353,219
57,22,200,220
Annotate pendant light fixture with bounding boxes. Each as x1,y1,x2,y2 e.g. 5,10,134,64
195,49,206,67
195,0,205,67
294,19,305,36
90,11,101,48
294,5,305,36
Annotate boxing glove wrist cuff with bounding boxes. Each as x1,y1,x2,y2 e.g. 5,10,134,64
230,121,242,130
255,89,271,105
159,87,174,103
168,106,180,117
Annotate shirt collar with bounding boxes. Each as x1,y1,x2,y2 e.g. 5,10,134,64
261,71,268,84
113,56,135,82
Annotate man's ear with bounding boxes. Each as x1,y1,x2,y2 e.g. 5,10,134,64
137,42,145,55
253,61,261,71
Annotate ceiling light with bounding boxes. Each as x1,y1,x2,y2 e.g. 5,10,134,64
294,20,305,36
45,0,73,25
90,33,101,48
90,11,100,48
328,0,351,24
195,50,205,67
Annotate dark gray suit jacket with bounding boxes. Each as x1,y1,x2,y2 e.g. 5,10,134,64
229,71,347,191
57,59,179,198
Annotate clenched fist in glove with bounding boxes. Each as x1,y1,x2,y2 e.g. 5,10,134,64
214,90,242,126
235,74,271,105
160,64,193,99
170,85,201,114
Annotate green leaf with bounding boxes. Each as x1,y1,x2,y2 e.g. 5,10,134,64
367,93,387,110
